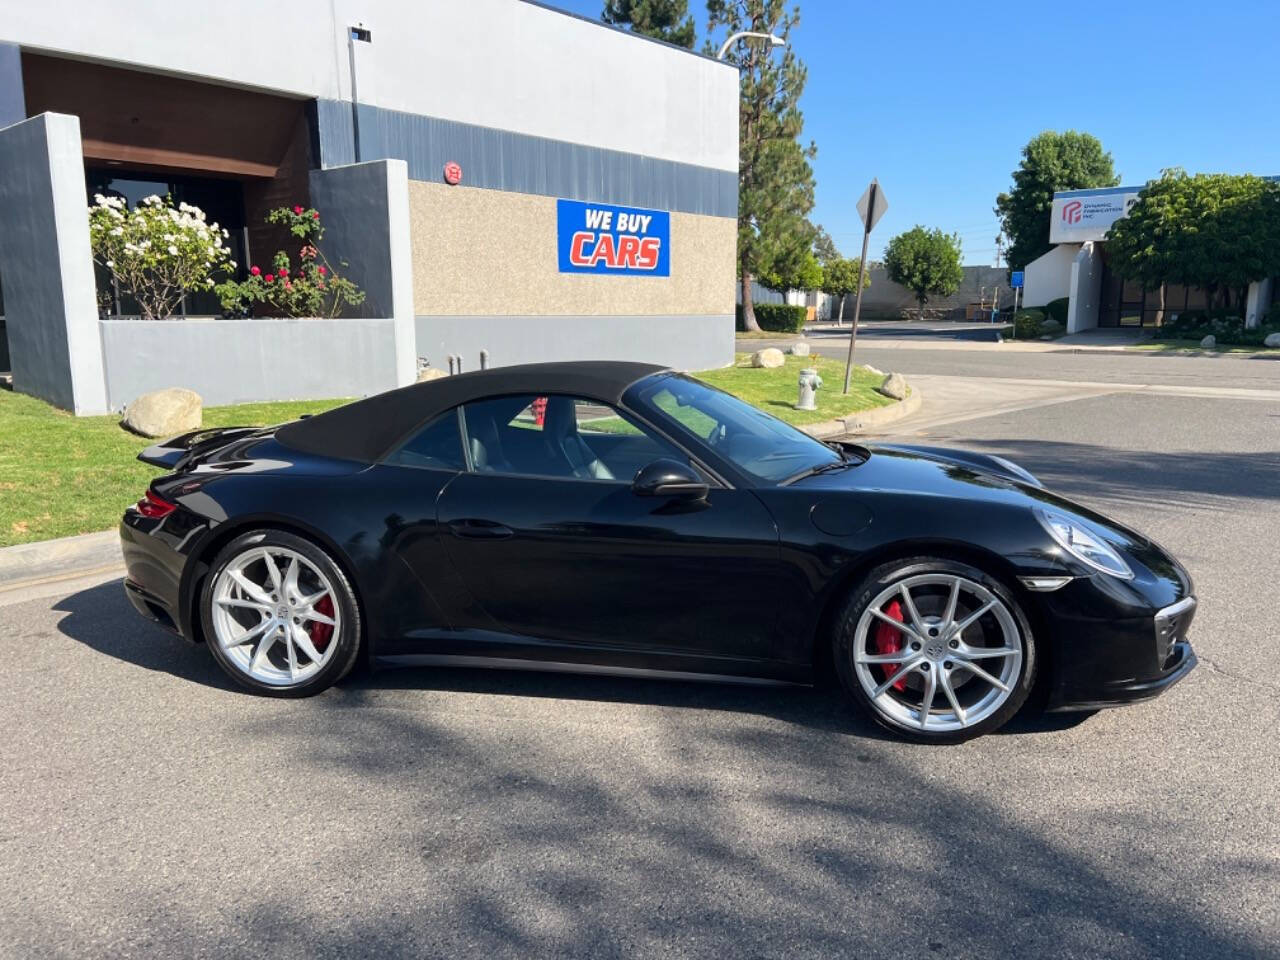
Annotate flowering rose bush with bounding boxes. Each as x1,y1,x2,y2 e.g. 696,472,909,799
216,205,364,319
88,194,235,321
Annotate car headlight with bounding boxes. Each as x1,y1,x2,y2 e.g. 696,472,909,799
1035,508,1134,579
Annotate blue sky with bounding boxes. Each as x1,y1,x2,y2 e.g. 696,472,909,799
547,0,1279,264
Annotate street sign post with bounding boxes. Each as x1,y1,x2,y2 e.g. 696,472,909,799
843,179,888,394
1008,270,1022,337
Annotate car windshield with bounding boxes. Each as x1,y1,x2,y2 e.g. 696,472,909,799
629,373,843,484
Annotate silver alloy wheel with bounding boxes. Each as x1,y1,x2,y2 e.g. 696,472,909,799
852,573,1023,733
210,546,341,687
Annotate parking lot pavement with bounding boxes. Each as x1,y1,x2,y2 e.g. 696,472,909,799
2,391,1278,959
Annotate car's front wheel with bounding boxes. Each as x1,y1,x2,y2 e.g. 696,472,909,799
201,530,362,697
833,557,1036,743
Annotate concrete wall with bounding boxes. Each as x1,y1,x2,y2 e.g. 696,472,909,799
415,314,733,373
1066,242,1104,334
1023,244,1080,308
1245,277,1273,329
0,42,24,127
1,0,737,173
834,265,1014,320
0,113,107,413
100,317,400,409
408,181,736,319
309,159,415,387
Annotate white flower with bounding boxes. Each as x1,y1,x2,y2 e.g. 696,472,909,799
167,244,178,255
141,194,161,205
228,260,237,269
110,226,123,236
105,260,114,268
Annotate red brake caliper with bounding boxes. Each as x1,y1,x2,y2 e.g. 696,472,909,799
873,599,909,692
308,594,335,651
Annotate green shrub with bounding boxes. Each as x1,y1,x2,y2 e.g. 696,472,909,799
1012,309,1044,339
736,303,807,333
1045,297,1069,327
1157,310,1277,345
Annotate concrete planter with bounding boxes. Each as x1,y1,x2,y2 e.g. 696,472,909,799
99,316,403,409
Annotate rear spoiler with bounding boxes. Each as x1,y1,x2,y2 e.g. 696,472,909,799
137,426,262,470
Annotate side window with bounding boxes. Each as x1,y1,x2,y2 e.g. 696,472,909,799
461,394,689,481
384,411,465,471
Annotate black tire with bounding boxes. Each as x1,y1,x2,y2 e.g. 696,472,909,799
833,556,1037,743
201,529,362,698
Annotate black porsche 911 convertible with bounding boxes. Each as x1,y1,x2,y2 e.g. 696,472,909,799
121,361,1197,742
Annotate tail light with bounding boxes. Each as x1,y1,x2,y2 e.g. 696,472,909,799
135,489,177,519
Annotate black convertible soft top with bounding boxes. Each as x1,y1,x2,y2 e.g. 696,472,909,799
276,360,669,463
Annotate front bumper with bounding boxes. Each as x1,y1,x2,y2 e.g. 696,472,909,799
1047,593,1198,711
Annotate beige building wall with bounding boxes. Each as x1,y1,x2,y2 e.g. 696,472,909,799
408,180,736,317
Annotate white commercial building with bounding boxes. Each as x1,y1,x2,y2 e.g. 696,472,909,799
0,0,739,414
1022,184,1277,333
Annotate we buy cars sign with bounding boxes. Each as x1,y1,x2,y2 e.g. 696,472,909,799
557,199,670,276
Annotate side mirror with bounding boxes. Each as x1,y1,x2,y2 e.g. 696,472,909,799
632,458,708,500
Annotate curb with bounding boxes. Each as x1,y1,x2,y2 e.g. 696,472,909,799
0,529,123,595
800,386,923,439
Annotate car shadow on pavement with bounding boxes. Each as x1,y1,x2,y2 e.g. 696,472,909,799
52,578,239,692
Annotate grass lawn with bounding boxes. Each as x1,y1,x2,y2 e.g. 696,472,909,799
0,354,896,548
0,390,347,548
733,329,803,340
697,353,893,427
1128,340,1278,354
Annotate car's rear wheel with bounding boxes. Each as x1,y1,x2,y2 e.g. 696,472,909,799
201,530,361,697
833,557,1036,743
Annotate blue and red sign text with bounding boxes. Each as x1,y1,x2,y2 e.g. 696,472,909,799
557,199,670,277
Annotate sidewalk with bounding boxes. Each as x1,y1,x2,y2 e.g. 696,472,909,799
0,529,123,602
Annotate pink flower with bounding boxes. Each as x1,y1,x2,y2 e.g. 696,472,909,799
265,274,274,283
293,205,303,214
312,211,320,220
250,265,261,276
284,281,293,291
279,267,288,277
317,265,326,276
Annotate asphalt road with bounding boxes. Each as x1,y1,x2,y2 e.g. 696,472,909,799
2,355,1278,958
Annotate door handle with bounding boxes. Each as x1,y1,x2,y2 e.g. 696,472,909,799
448,519,514,540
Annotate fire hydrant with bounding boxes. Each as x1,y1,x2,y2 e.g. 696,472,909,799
796,367,822,411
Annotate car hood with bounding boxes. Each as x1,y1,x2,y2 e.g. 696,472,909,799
796,443,1190,594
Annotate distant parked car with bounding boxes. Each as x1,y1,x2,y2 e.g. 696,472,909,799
120,361,1196,742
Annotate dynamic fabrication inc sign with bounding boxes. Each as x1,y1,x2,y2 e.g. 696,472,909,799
557,199,670,276
1049,190,1140,243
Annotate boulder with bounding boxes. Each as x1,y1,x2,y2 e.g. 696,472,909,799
417,367,448,382
1041,317,1062,331
1264,332,1280,348
751,347,785,369
877,372,909,401
788,342,811,356
1200,335,1216,349
122,388,202,439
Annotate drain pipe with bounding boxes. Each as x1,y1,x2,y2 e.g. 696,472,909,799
479,349,489,370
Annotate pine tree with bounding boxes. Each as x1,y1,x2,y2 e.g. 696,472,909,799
708,0,816,332
602,0,696,48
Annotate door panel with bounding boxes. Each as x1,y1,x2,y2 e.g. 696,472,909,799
435,473,783,660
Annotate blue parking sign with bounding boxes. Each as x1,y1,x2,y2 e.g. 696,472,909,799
1010,270,1024,289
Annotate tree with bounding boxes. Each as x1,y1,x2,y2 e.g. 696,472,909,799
811,224,840,265
819,255,869,323
1106,169,1280,318
884,226,964,321
708,0,817,332
995,131,1119,273
760,247,822,296
601,0,695,47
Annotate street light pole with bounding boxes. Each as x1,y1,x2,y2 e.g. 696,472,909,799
717,31,786,60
